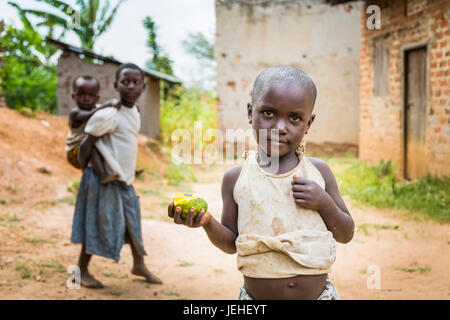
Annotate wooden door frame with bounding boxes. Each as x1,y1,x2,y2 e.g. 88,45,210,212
401,41,429,179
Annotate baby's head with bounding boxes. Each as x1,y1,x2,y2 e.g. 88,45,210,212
114,63,146,107
72,75,100,110
248,65,317,157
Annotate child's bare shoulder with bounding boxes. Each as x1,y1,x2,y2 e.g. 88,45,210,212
307,157,338,187
307,157,335,177
68,107,82,126
221,166,242,192
307,157,330,172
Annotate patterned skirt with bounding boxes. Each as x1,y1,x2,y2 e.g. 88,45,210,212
70,167,146,262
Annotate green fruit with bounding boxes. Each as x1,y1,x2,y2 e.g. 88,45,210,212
173,193,208,219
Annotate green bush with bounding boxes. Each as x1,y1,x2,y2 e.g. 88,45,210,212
160,86,217,146
164,162,198,186
329,158,450,223
0,22,57,113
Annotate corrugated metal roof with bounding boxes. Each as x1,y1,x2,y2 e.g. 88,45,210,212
46,37,182,84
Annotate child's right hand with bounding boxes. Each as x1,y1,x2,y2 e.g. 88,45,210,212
168,202,211,228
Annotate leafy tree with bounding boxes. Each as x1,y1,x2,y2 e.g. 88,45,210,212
0,21,57,113
142,16,174,76
181,31,216,90
142,15,177,100
182,31,214,63
8,0,125,49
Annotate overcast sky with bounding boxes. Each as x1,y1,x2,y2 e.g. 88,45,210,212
0,0,216,85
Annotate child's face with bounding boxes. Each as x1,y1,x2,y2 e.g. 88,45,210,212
72,79,100,110
248,83,315,157
115,68,145,106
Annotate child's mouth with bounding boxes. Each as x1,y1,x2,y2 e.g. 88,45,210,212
268,138,289,144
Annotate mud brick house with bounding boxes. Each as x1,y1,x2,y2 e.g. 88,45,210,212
335,0,450,178
215,0,363,154
47,38,181,139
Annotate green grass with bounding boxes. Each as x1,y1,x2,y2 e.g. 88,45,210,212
103,272,128,279
355,223,400,236
24,237,49,244
40,263,65,273
178,261,194,267
328,158,450,223
3,214,20,228
103,272,119,278
164,162,198,186
163,291,180,297
145,169,161,180
56,196,76,206
15,261,32,279
160,87,217,146
7,184,21,194
399,264,431,273
137,189,161,196
67,181,80,194
106,290,123,297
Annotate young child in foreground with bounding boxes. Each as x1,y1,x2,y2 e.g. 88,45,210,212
65,75,120,184
168,65,355,300
71,64,161,288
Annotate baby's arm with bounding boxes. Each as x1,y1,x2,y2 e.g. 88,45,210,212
69,100,120,128
77,100,121,168
78,134,99,169
292,158,354,243
168,166,241,254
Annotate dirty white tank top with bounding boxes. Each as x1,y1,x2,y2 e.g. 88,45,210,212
233,151,337,278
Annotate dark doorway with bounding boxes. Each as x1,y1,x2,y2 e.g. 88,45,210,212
404,46,427,180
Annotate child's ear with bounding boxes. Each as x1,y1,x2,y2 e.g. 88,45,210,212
114,81,117,90
306,113,316,133
95,95,100,103
247,103,253,124
71,93,75,100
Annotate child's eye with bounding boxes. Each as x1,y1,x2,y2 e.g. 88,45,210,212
290,115,301,122
263,111,274,118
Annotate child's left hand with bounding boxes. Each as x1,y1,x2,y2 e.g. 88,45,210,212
291,175,330,211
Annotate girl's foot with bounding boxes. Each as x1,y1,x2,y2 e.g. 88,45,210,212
131,264,162,284
80,271,104,289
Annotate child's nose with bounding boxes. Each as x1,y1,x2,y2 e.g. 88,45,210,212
276,120,287,133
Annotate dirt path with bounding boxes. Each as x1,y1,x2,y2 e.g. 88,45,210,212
1,164,449,300
0,109,448,300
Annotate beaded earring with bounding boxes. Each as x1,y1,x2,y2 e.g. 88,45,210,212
295,137,306,159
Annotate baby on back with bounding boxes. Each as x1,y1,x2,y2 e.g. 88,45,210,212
65,75,120,184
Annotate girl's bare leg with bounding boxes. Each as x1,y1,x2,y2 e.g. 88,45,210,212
126,231,162,284
77,243,104,289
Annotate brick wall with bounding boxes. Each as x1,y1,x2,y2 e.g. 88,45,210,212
359,0,450,178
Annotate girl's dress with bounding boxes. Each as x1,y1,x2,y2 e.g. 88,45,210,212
233,151,339,299
70,106,146,262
